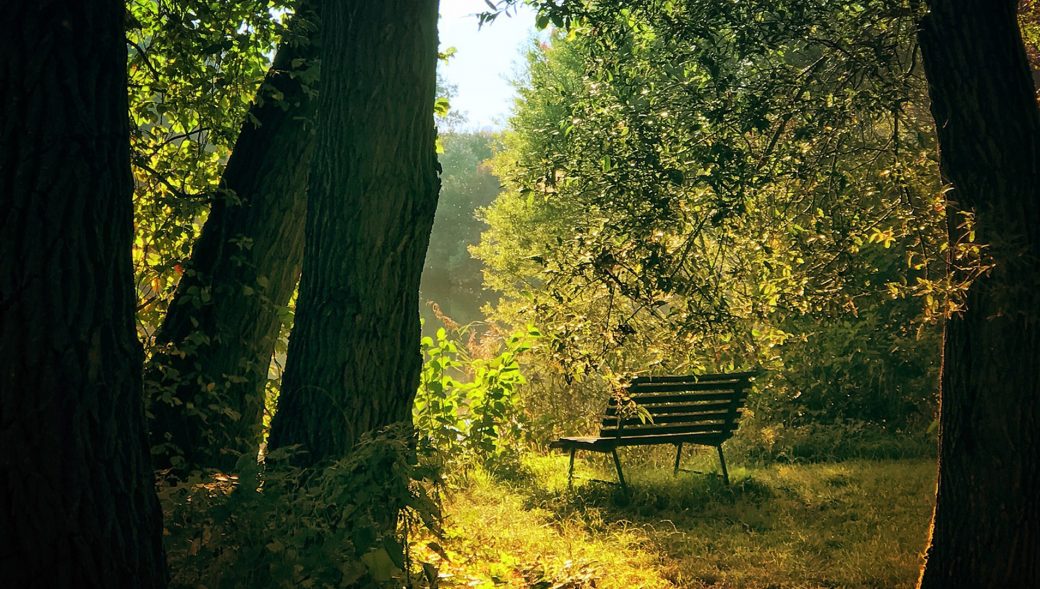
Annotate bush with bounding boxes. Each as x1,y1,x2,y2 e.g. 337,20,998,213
752,281,942,431
413,323,538,476
731,417,937,464
161,426,440,589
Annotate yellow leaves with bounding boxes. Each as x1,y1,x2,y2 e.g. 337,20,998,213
434,96,451,117
905,250,927,271
867,228,896,249
759,281,781,308
760,425,779,448
750,324,793,348
842,297,859,317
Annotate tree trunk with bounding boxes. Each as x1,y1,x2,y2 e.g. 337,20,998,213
0,1,167,586
917,1,1040,586
268,0,440,465
146,2,319,473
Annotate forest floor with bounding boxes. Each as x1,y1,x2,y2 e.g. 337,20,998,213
412,453,936,589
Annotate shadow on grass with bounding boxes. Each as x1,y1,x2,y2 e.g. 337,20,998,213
482,451,935,588
506,450,771,515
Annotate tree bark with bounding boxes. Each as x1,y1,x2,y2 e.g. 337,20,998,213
0,1,167,586
268,0,440,465
146,2,319,473
917,1,1040,586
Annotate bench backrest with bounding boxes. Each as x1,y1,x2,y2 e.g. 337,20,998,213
599,371,755,445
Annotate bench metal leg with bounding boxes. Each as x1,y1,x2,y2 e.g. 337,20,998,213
567,448,576,490
611,448,627,490
716,444,730,485
673,443,683,476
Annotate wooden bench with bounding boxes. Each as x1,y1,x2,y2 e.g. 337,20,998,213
549,371,756,488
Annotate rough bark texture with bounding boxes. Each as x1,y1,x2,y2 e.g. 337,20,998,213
0,1,168,586
268,0,440,465
917,1,1040,586
146,2,319,473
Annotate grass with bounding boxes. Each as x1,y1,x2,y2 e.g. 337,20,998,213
412,451,936,588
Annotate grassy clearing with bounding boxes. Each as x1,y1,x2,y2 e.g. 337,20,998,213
413,452,936,588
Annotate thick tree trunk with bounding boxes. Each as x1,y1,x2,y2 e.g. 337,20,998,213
917,1,1040,586
146,2,318,473
268,0,440,465
0,1,167,587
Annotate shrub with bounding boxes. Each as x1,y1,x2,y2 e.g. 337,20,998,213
413,324,538,475
731,417,937,464
161,426,440,588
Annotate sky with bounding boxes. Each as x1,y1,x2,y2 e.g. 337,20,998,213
437,1,539,131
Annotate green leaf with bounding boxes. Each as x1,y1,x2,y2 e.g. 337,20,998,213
361,548,398,582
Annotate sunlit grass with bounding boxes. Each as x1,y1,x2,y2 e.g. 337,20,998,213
411,466,674,588
414,453,936,588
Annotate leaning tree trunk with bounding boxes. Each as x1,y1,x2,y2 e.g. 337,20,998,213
146,1,319,473
917,1,1040,587
0,1,167,587
268,0,440,465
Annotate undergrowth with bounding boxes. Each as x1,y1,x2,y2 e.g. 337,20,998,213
161,427,440,589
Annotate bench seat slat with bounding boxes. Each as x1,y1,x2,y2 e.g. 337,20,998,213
608,391,747,406
617,432,730,446
549,432,731,451
630,371,758,384
605,400,743,416
628,381,748,394
601,421,736,437
602,409,741,428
